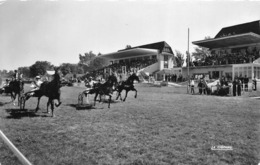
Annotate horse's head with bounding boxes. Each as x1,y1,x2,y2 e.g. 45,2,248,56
128,73,140,83
53,70,62,87
107,75,118,85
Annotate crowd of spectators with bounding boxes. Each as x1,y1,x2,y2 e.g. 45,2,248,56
89,57,158,80
164,74,184,82
193,47,260,67
189,74,256,97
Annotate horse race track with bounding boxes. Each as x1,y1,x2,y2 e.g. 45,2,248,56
0,83,260,165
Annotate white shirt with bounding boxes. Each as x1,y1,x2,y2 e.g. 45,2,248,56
31,80,43,88
190,80,195,86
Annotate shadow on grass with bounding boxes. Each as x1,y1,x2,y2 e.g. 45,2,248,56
66,103,123,110
66,99,119,111
5,109,49,119
67,104,96,110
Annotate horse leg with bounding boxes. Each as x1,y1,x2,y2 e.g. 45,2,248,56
18,93,20,106
51,99,55,117
99,94,102,102
10,92,14,103
133,88,137,98
47,99,50,113
35,96,41,112
12,93,17,105
55,93,62,107
93,92,98,106
116,88,123,101
123,90,129,102
108,94,112,108
115,90,121,100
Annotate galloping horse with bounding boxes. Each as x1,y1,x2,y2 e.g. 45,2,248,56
8,80,24,105
22,71,62,117
87,75,118,108
116,73,140,102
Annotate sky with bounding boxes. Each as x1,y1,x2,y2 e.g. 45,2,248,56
0,0,260,71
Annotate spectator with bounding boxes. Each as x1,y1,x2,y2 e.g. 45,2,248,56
190,78,195,94
244,75,249,91
237,79,242,96
198,79,203,94
253,76,257,91
232,78,237,96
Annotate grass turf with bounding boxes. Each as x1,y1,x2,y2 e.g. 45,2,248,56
0,83,259,165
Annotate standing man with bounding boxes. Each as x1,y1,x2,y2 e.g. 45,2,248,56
253,76,257,91
237,79,242,96
232,78,237,96
190,78,195,94
244,75,249,91
84,76,95,104
198,79,203,95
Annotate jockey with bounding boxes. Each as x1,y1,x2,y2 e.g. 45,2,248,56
13,70,21,81
28,76,43,96
84,76,96,104
85,76,95,90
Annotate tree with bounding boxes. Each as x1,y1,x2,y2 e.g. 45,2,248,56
18,67,30,78
7,70,14,78
192,36,211,65
79,51,96,66
192,47,211,62
29,61,54,77
0,70,8,77
60,63,72,76
78,51,108,73
175,50,184,67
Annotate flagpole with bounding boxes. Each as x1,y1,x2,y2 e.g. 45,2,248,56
187,28,190,93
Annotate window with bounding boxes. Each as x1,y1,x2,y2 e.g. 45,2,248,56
164,55,168,68
212,71,219,79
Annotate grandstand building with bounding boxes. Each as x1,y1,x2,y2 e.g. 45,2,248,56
190,20,260,81
99,41,178,81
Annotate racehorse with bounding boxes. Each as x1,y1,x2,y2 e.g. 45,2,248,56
22,70,62,117
115,73,140,102
85,75,118,108
207,79,230,96
8,80,24,105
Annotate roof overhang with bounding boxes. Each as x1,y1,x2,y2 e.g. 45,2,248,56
192,32,260,49
98,48,159,60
